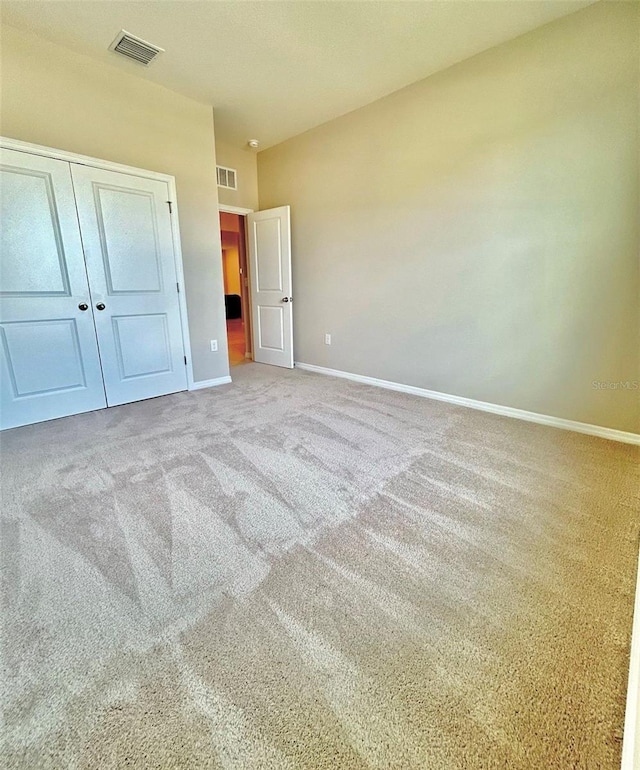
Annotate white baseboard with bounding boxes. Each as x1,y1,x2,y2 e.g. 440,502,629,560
622,547,640,770
294,362,640,446
189,375,232,391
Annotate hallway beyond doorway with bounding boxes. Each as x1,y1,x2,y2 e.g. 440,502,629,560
220,210,251,368
227,318,247,366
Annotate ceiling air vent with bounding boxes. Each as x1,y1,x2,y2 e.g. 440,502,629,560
217,166,237,190
109,30,164,66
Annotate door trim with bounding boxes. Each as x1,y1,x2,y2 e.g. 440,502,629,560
218,204,254,215
0,136,196,390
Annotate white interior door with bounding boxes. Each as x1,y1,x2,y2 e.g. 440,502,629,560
248,205,293,368
71,165,187,406
0,149,107,430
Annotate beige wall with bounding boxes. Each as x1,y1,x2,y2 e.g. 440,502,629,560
259,2,639,433
0,24,229,383
215,139,259,211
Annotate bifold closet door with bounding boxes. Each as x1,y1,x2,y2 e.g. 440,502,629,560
70,165,188,407
0,149,107,430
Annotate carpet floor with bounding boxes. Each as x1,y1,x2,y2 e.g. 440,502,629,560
1,363,638,769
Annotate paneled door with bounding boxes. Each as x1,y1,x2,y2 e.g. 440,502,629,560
71,165,187,406
248,206,293,368
0,149,107,430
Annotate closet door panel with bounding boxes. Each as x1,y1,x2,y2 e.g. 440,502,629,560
70,166,187,406
0,149,107,430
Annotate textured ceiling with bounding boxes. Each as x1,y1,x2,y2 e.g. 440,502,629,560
1,1,596,149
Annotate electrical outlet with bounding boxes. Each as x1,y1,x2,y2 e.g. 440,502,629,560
210,339,218,352
324,333,331,345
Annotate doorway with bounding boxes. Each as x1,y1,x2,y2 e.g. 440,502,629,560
219,211,251,366
219,204,294,370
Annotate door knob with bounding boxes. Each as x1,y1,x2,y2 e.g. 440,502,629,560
96,303,106,311
282,297,289,302
78,303,89,311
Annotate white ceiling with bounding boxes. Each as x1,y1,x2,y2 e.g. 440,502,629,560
1,1,596,149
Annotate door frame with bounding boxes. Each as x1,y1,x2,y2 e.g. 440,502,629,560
0,136,196,389
219,204,254,363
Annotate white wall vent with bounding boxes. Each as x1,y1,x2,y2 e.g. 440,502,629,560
109,30,164,66
216,166,237,190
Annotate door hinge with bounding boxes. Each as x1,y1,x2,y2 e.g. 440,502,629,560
167,201,173,214
184,355,187,365
176,282,180,293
